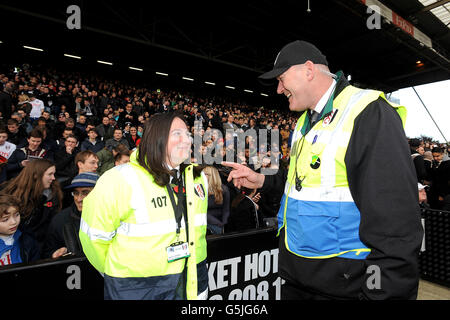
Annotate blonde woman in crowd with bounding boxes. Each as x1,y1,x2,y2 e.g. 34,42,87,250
203,166,230,235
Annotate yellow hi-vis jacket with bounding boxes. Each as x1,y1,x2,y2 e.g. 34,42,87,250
278,84,407,259
79,150,208,300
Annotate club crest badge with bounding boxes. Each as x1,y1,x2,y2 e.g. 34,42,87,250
194,184,205,200
323,109,338,127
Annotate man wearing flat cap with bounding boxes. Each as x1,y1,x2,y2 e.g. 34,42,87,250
224,40,423,300
43,172,99,259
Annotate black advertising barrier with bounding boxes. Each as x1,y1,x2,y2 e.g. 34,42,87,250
206,227,281,300
0,254,104,299
419,208,450,287
0,226,280,299
1,211,448,300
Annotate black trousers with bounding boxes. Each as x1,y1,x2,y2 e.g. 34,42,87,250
281,279,333,300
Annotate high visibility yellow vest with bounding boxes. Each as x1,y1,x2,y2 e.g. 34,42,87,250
278,85,407,259
79,151,208,299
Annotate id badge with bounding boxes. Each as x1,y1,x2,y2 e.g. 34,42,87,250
166,241,190,262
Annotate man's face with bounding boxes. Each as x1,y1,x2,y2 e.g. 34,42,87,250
27,137,42,151
432,152,443,162
65,137,77,148
63,130,72,139
72,187,93,212
0,133,7,145
8,124,18,134
113,130,123,140
102,117,109,125
276,64,312,112
66,121,75,129
88,130,98,140
78,155,98,173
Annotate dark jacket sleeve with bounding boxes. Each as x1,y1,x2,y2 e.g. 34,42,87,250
221,184,231,225
42,208,68,258
345,98,423,300
260,163,288,194
6,149,26,179
413,155,428,182
54,149,76,178
20,232,41,263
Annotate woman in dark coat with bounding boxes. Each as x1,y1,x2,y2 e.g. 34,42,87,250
203,166,230,234
1,159,62,256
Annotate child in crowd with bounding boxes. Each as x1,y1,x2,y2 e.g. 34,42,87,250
0,194,40,266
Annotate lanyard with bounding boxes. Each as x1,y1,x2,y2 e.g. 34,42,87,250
166,173,189,242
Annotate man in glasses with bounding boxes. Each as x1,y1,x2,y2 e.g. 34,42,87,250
43,172,99,258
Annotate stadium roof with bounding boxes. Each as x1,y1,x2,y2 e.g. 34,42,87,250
1,0,449,104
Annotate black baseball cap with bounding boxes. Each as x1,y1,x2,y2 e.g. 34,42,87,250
258,40,328,80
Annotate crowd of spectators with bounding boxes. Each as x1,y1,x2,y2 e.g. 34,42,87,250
0,63,448,267
0,64,296,265
408,137,450,211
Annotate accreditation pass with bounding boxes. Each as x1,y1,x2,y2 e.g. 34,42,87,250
167,241,190,262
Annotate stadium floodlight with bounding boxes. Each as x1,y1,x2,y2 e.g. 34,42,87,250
182,77,194,81
97,60,113,65
156,72,169,76
205,81,216,86
129,67,143,71
23,45,44,52
260,93,268,97
225,85,235,90
244,89,253,93
64,53,81,59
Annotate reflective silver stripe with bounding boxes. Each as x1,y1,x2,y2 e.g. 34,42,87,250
115,213,207,238
285,185,354,202
306,128,351,147
195,213,207,227
80,218,116,241
115,164,150,224
116,219,179,237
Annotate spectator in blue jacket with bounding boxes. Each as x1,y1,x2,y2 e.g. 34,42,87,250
0,194,40,265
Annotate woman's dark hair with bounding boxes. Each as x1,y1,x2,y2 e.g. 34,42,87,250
137,111,186,187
